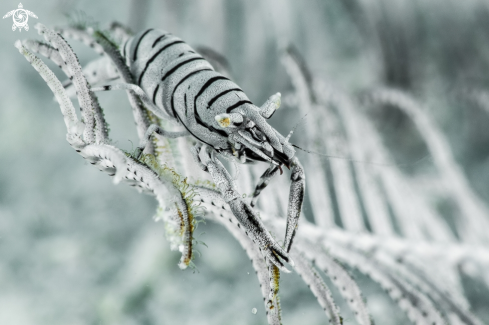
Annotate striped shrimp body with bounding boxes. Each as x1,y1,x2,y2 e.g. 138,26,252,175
124,29,292,164
122,29,305,270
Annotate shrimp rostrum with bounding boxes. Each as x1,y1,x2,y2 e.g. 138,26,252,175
27,26,305,271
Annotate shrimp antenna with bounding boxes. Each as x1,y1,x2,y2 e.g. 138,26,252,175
287,111,430,168
285,112,309,143
291,144,431,168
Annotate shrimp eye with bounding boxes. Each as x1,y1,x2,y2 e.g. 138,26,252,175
215,113,244,128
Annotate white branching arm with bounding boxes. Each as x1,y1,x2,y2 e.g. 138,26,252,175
196,186,282,325
290,250,342,325
16,26,197,270
35,23,107,143
14,40,83,142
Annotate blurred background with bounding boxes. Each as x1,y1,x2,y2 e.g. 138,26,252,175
1,0,489,324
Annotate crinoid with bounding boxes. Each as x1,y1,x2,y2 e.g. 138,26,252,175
14,12,489,325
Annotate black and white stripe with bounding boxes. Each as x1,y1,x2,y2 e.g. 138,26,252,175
121,29,255,149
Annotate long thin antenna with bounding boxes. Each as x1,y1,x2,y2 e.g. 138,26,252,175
285,102,430,168
285,111,309,143
291,144,431,168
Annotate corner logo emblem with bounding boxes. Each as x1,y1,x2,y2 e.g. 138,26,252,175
3,3,37,32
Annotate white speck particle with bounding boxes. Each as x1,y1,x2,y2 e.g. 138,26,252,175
252,308,257,314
